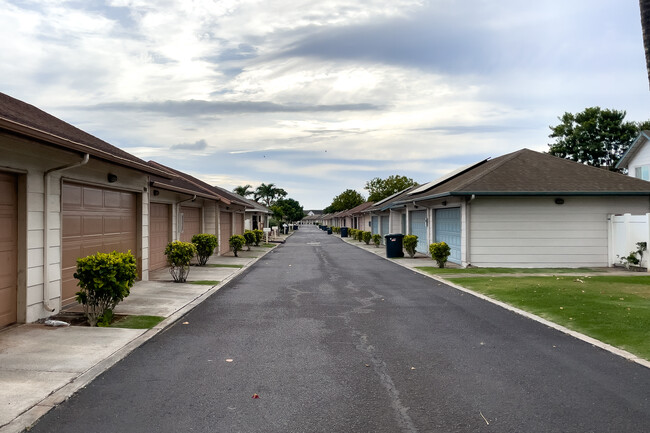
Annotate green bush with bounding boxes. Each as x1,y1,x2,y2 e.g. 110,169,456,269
356,230,364,242
165,241,197,282
363,231,372,245
372,234,381,247
244,230,256,250
429,241,451,268
191,233,218,266
349,228,357,239
403,235,418,258
74,251,137,327
229,234,246,257
253,229,264,246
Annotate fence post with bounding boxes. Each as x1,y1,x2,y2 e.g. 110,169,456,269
647,213,650,273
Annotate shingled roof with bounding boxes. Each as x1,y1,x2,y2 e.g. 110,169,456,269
148,160,231,204
0,92,168,176
397,148,650,204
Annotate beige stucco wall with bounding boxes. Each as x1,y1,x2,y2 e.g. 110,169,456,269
1,134,150,322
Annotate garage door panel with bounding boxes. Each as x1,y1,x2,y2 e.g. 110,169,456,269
62,183,81,207
0,172,17,327
219,211,232,255
409,210,428,254
83,187,104,208
180,206,201,243
103,215,122,233
83,216,103,235
104,190,121,208
62,183,137,306
435,208,461,264
149,203,170,271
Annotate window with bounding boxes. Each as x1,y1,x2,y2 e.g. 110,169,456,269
635,166,650,180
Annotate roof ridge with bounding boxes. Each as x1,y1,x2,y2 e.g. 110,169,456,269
453,148,528,191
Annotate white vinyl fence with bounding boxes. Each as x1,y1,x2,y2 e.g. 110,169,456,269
608,213,650,269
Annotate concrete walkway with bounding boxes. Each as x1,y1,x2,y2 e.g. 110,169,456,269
0,237,288,433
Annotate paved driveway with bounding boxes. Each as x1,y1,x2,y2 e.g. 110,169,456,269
27,226,650,432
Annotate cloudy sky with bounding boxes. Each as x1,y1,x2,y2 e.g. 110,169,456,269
1,0,648,209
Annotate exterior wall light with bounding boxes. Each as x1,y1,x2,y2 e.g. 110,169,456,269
107,173,118,183
554,198,564,205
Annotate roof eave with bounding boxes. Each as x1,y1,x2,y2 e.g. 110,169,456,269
616,131,650,169
0,117,172,178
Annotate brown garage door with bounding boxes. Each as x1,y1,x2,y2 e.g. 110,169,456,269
0,172,17,328
179,206,201,243
62,182,137,306
219,211,232,255
234,212,244,234
149,202,170,271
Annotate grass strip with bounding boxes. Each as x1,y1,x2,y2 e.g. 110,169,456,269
205,264,244,268
416,267,604,275
109,315,165,329
451,275,650,360
261,243,276,248
188,280,220,285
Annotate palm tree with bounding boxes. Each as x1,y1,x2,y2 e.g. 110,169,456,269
233,184,253,198
254,183,287,206
641,0,650,88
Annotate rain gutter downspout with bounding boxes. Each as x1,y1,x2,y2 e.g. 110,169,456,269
43,153,90,312
176,195,197,240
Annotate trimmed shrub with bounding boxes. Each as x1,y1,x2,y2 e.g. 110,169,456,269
165,241,197,282
349,228,357,240
74,251,137,327
429,241,451,268
403,235,418,258
253,229,264,246
363,231,372,245
372,234,381,247
357,230,364,242
229,234,246,257
191,233,218,266
243,230,256,250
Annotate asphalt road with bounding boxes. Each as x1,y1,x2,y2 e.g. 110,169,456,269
28,226,650,432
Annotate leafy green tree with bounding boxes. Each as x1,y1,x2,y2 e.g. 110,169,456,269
254,183,287,206
365,175,417,202
323,189,365,213
271,198,304,222
233,184,253,198
547,107,647,170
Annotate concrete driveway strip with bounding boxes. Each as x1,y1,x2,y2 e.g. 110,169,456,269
24,226,650,432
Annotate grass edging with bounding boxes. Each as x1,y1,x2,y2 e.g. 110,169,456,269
408,268,650,369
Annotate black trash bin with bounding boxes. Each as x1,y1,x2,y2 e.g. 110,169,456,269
340,227,349,238
384,233,405,258
327,228,332,235
293,225,298,230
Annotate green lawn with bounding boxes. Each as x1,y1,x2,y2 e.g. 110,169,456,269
416,267,604,275
188,280,220,285
261,243,276,248
205,264,244,268
109,315,165,329
451,275,650,360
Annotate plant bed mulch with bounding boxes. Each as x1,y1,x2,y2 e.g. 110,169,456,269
42,312,164,329
43,311,128,327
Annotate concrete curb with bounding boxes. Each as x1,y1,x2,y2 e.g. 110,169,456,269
0,243,280,433
336,235,650,370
